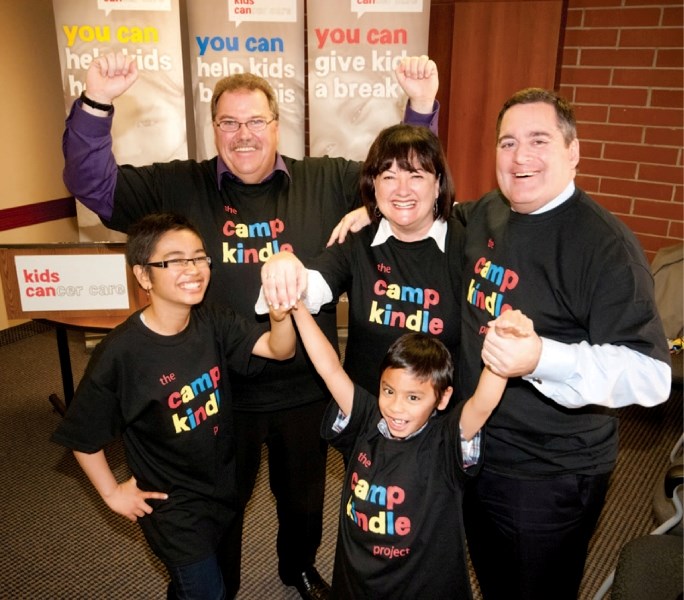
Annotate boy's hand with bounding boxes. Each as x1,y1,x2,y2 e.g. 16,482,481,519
269,304,294,322
488,309,533,338
481,310,541,377
102,476,168,523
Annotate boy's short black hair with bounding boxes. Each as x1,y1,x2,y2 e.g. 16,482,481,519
380,332,453,401
125,213,204,268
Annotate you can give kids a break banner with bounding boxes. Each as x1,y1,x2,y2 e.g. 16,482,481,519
307,0,430,160
52,0,188,243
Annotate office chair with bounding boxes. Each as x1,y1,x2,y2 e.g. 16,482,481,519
593,435,683,600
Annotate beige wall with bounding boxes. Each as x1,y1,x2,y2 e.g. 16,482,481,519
0,1,79,329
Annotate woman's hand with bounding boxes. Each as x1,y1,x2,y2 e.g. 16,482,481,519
261,251,307,309
326,207,371,247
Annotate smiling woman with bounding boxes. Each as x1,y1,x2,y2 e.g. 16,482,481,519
260,123,461,398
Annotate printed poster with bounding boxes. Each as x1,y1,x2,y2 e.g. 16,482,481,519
186,0,306,160
307,0,430,160
52,0,188,242
15,255,129,312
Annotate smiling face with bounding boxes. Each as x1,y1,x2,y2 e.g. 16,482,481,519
213,89,279,184
374,158,441,241
378,367,451,439
135,229,211,313
496,102,579,214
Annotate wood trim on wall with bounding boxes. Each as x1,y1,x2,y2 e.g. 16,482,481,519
0,198,76,233
429,0,565,202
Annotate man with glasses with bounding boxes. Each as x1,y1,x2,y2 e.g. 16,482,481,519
62,51,439,600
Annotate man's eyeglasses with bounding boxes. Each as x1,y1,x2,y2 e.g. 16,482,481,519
215,117,276,133
145,256,212,269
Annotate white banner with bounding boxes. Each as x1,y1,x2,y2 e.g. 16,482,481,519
186,0,306,160
52,0,188,242
307,0,430,160
15,254,129,312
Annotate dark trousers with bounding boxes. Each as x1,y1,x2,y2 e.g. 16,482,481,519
227,401,329,588
464,469,612,600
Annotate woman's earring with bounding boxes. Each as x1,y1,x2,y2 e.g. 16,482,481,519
433,201,439,217
374,206,382,219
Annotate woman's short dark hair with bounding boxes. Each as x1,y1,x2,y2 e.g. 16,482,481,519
380,332,453,401
125,213,204,269
360,124,455,224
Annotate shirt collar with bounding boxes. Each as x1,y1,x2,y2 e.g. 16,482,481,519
216,153,291,189
370,217,448,252
529,181,576,214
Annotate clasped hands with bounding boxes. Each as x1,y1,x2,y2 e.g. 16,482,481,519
261,251,307,310
260,252,542,378
482,311,542,378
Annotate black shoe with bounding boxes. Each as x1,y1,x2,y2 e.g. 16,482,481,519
284,567,331,600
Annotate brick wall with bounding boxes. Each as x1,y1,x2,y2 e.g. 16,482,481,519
560,0,683,260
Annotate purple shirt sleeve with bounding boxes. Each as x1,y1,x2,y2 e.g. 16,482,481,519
62,97,439,224
62,100,118,222
403,100,439,134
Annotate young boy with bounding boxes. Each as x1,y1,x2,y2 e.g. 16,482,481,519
290,303,531,599
51,213,295,599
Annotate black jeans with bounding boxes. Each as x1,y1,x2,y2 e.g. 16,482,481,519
166,553,227,600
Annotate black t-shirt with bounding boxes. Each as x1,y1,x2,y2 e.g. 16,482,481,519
52,304,265,565
322,386,477,599
307,216,464,396
455,188,670,476
109,156,361,411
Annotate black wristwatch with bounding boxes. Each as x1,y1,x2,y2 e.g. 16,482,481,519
80,91,113,113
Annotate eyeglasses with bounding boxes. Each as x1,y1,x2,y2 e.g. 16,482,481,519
214,117,276,133
145,256,212,269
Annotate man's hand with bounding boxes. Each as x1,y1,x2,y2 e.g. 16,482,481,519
395,55,439,114
481,310,542,377
83,52,139,109
489,309,534,338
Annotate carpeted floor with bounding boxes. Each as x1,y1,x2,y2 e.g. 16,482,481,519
0,323,681,599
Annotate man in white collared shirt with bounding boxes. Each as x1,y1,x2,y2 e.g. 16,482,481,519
458,88,671,600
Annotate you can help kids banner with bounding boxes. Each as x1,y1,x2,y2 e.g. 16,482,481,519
52,0,188,242
307,0,430,160
188,0,304,159
186,0,306,160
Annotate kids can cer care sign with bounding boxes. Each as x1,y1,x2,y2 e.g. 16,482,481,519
15,254,130,312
